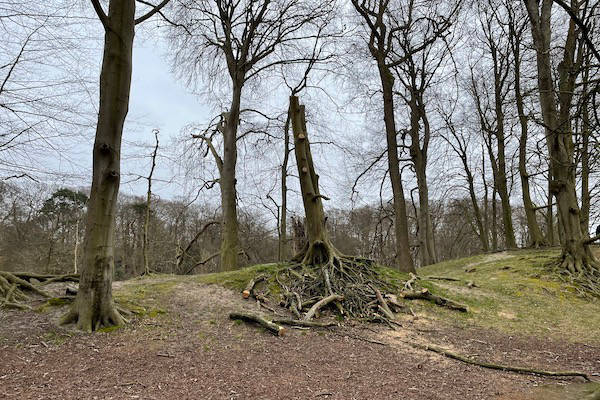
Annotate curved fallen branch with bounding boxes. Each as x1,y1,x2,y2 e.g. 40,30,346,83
418,343,590,381
303,294,343,321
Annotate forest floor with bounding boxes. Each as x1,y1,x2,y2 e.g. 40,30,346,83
0,247,599,400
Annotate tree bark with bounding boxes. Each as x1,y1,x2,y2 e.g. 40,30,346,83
280,113,291,261
219,83,242,271
289,96,328,250
61,0,136,331
379,66,415,272
524,0,598,272
511,21,546,247
409,95,436,266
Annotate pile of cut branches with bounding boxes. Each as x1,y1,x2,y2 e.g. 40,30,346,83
0,271,78,310
241,261,468,328
233,96,468,329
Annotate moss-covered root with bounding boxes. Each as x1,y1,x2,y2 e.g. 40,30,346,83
60,298,127,332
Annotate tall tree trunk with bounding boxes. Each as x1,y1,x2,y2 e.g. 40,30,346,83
465,161,489,252
289,97,328,254
491,186,498,251
524,0,597,273
378,65,415,272
546,172,556,245
493,87,517,249
409,95,436,266
580,63,591,237
61,0,135,331
280,113,291,261
515,62,546,247
482,148,490,251
219,83,242,271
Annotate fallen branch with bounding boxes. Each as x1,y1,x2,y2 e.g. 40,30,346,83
303,294,343,321
400,288,468,312
372,286,395,320
418,343,590,381
229,312,287,336
272,319,337,328
242,274,267,299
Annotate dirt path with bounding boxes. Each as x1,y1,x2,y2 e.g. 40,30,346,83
0,280,598,400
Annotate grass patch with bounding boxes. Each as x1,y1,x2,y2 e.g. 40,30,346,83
194,263,288,293
415,249,600,344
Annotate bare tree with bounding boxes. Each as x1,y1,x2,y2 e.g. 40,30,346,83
61,0,172,332
171,0,334,271
523,0,599,287
351,0,456,272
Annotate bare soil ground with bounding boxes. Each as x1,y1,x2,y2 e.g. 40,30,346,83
1,275,599,400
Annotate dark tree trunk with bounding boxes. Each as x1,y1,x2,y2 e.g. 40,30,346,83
524,0,598,274
379,66,415,272
219,83,242,271
61,0,136,331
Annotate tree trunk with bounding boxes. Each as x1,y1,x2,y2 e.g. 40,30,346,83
409,96,436,266
491,187,498,251
219,83,242,271
378,65,415,272
61,0,135,331
280,113,291,261
289,96,330,263
524,0,598,273
514,47,546,247
580,63,591,237
466,163,489,252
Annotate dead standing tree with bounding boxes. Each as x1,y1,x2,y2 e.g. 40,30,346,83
281,96,394,318
237,97,469,322
60,0,172,332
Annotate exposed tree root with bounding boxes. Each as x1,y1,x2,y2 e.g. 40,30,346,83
241,241,467,324
60,300,127,333
0,271,77,309
548,253,600,297
415,343,591,381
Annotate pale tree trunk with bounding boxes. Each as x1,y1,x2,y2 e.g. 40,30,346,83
61,0,136,331
379,66,415,272
142,130,159,275
524,0,598,273
219,82,242,271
